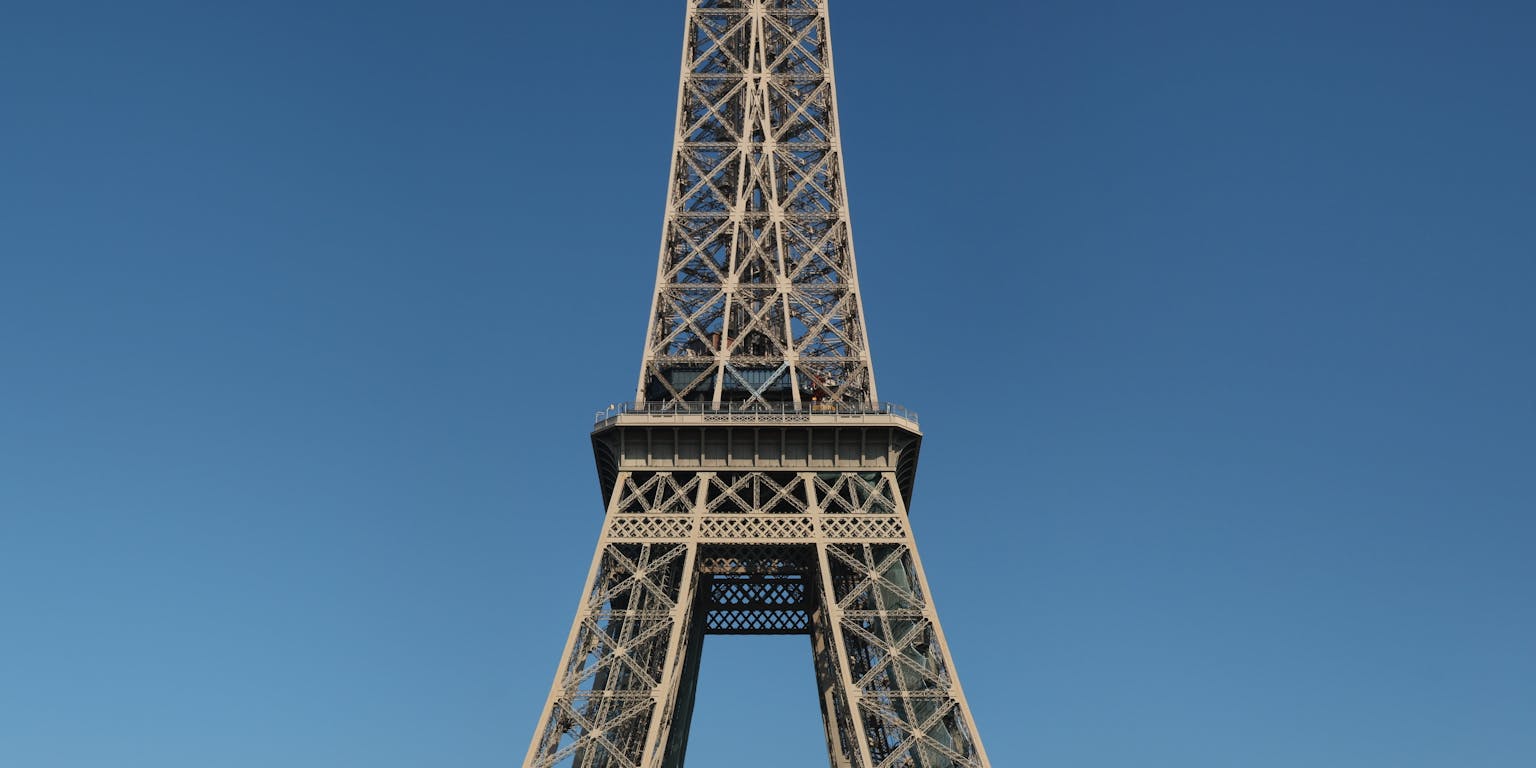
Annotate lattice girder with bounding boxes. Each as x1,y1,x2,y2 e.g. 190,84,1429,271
639,0,877,410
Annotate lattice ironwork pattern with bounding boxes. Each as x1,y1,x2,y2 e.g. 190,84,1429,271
608,516,695,540
638,0,877,410
605,514,907,542
700,544,815,634
825,543,986,767
526,543,696,768
526,468,989,768
818,471,901,515
699,515,815,539
822,515,906,540
524,2,990,767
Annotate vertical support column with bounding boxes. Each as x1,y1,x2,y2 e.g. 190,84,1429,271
809,599,858,768
657,596,707,768
811,469,991,768
887,472,991,767
523,500,620,768
897,529,994,768
805,471,855,766
524,470,704,768
814,542,879,768
640,542,700,768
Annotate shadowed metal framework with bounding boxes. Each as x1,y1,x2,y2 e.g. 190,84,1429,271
524,2,990,767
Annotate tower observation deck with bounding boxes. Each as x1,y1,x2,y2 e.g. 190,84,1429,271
523,3,992,767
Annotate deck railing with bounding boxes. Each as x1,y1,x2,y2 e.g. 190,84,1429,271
594,400,919,427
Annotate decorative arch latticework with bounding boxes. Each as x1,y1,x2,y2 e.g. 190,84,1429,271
638,0,877,410
524,467,990,768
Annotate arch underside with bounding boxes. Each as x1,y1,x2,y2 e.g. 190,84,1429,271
524,467,988,768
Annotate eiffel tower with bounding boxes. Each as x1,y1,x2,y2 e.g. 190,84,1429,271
523,2,991,766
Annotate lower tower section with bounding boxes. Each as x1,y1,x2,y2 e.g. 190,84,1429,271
523,410,990,768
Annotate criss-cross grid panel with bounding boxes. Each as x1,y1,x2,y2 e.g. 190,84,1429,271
528,465,991,767
703,574,811,634
704,471,809,515
699,544,816,635
526,543,690,768
816,471,900,515
615,472,701,515
639,0,877,410
826,543,988,768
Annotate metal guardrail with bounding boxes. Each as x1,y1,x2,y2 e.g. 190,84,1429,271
594,400,919,427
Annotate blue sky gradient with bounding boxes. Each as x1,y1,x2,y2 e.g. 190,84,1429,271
2,1,1533,766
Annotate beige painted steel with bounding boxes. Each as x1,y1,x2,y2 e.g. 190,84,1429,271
523,2,991,766
523,422,991,768
637,0,879,410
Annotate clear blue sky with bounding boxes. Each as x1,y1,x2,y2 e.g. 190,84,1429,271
3,1,1533,766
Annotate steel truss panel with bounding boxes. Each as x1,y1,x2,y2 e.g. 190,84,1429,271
525,422,991,768
638,0,878,411
524,2,991,767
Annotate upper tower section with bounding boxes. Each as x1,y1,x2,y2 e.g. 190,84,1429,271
637,0,877,411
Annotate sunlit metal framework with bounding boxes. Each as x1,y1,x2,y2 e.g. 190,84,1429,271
524,3,990,767
638,0,874,410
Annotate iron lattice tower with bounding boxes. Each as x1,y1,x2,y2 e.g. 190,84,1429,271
524,2,991,767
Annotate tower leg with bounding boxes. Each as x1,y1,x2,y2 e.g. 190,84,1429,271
529,460,991,768
524,501,703,768
813,537,991,768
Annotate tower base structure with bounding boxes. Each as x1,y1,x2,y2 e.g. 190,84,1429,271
524,407,990,768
